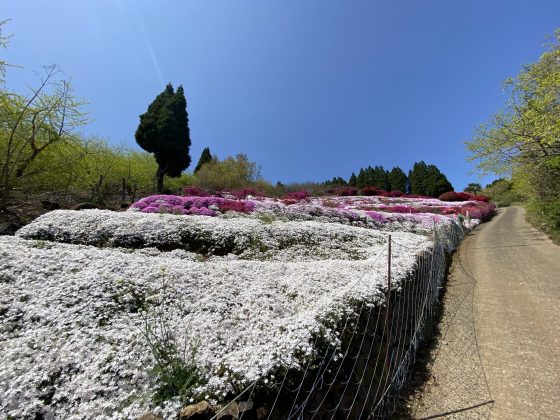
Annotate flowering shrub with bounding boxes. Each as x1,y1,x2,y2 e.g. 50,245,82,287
359,186,386,196
230,188,263,199
326,187,359,196
218,200,255,214
469,194,490,203
456,202,496,221
182,186,210,197
438,191,472,202
282,191,310,201
386,190,404,197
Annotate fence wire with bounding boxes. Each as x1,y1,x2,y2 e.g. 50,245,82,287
210,221,469,420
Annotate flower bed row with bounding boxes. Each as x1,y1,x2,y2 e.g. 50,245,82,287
128,193,495,233
2,215,430,418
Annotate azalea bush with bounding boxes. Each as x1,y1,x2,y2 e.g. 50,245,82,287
325,187,359,196
229,188,264,199
358,186,382,196
282,191,310,201
182,186,210,197
438,191,473,202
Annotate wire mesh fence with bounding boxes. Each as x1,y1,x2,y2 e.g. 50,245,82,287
405,226,493,420
208,221,468,420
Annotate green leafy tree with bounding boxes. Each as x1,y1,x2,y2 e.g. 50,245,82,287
195,153,263,191
0,65,87,208
464,183,482,195
194,147,212,174
135,83,192,193
466,30,560,235
388,166,408,192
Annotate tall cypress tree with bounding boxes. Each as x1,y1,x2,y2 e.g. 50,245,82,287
348,172,358,187
135,83,191,192
194,147,212,174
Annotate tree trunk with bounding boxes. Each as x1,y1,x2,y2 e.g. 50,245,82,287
121,178,126,202
157,170,164,193
0,189,9,210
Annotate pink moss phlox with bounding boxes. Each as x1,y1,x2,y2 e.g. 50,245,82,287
364,211,389,224
377,205,415,214
187,207,217,216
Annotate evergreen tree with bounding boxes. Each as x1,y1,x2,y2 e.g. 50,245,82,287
357,168,367,188
135,83,191,192
348,172,357,187
388,166,408,192
372,166,390,190
194,147,212,174
409,161,429,195
425,164,453,197
409,161,453,197
365,166,375,186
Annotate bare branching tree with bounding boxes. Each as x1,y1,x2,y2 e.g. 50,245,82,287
0,65,88,208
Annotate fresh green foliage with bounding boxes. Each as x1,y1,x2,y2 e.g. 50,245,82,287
481,179,523,207
466,30,560,237
195,153,264,191
142,314,201,405
0,65,88,207
135,84,192,192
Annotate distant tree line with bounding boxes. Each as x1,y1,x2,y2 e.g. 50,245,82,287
323,162,453,197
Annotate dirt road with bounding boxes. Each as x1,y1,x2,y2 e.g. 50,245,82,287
409,206,560,419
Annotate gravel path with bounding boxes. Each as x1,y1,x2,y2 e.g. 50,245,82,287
409,206,560,419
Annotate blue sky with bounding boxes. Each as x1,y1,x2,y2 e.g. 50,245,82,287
3,1,560,189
